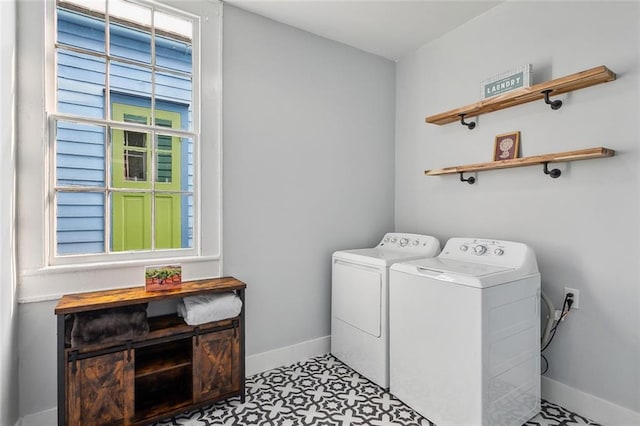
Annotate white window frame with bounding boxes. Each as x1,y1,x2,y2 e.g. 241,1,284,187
16,0,222,301
49,0,201,265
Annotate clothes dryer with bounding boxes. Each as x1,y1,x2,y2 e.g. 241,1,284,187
331,233,440,388
390,238,541,426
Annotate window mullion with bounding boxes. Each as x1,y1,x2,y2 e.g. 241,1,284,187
105,124,112,255
104,0,112,255
49,118,58,261
150,129,156,251
150,6,156,127
49,113,196,138
150,7,156,251
104,0,111,123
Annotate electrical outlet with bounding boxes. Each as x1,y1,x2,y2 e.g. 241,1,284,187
563,287,580,310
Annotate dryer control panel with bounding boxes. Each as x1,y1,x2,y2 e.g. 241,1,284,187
377,233,441,254
440,238,538,273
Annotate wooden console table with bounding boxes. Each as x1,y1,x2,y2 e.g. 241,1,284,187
55,276,246,426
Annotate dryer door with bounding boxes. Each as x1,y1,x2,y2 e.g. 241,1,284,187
332,259,382,337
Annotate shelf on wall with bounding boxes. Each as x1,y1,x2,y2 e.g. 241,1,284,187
425,66,616,126
425,147,614,178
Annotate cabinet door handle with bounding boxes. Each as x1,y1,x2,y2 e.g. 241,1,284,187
126,341,132,362
194,327,200,346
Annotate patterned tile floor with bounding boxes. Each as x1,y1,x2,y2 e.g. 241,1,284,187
153,354,601,426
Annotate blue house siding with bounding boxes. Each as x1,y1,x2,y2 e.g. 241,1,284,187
57,192,105,255
55,7,194,255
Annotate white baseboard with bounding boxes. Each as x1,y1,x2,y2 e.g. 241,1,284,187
245,335,330,377
19,407,56,426
542,376,640,425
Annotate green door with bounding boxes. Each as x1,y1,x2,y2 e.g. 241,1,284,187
111,104,182,251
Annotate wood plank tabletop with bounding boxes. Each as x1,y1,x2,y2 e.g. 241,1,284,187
55,276,246,314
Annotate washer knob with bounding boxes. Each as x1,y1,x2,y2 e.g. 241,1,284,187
390,237,398,244
399,238,409,247
474,245,487,255
383,237,390,243
413,239,420,246
460,245,468,252
494,248,504,256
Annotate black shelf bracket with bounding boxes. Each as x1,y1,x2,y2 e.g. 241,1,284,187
458,113,476,130
541,89,563,110
543,162,562,178
459,172,476,184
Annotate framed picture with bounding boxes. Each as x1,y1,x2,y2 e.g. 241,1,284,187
145,265,182,292
493,131,520,161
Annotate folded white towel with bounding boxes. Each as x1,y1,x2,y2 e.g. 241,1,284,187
177,292,242,326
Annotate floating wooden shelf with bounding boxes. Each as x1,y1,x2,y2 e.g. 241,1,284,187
425,147,614,177
425,66,616,126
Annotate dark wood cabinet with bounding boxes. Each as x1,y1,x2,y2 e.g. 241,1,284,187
66,351,135,426
193,327,241,402
55,277,246,426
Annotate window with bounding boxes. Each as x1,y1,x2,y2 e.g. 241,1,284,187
51,0,198,257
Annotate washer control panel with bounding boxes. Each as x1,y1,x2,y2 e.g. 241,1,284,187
450,239,508,258
440,237,538,271
377,233,441,253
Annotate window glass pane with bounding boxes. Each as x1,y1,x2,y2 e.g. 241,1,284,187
156,152,171,183
57,1,106,53
157,134,171,150
124,147,147,181
108,0,151,25
110,61,152,120
154,10,192,72
111,191,151,252
56,191,105,255
58,0,105,14
109,1,152,64
123,113,147,125
155,133,181,186
154,193,193,249
124,130,146,148
186,137,194,192
183,193,194,249
111,127,151,188
56,121,105,187
57,49,106,119
155,71,192,131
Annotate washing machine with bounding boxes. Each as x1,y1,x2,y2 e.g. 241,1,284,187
331,232,441,388
389,238,541,426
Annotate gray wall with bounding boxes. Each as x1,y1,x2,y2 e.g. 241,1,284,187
222,5,396,355
395,1,639,413
15,4,395,419
0,0,18,424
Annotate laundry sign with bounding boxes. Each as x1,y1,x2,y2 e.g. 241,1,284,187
481,64,532,99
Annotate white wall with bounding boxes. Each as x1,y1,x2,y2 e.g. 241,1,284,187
222,5,395,356
395,0,639,419
0,0,18,424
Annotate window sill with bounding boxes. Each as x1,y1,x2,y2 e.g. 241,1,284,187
18,255,221,303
